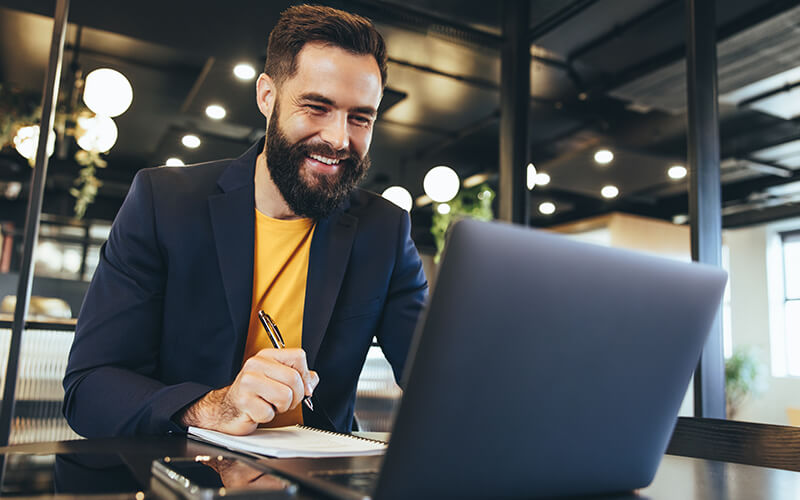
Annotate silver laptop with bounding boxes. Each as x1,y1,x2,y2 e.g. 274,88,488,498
264,218,728,499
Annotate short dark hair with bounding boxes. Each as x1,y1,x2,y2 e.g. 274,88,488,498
265,4,387,88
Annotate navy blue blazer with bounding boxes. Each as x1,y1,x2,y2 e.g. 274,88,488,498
62,140,428,436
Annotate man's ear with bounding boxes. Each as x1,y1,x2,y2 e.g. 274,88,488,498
256,73,277,119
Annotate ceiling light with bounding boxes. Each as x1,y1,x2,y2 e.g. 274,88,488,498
668,165,687,180
233,63,257,80
381,186,412,212
83,68,133,117
166,158,185,167
601,185,619,199
13,125,55,161
423,166,460,203
182,134,201,148
539,202,556,215
463,173,490,188
415,194,432,207
594,149,614,165
76,115,118,153
436,203,451,215
527,163,536,190
205,104,226,120
4,181,22,199
535,172,550,186
672,214,689,225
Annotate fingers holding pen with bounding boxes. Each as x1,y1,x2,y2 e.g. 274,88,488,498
255,348,319,398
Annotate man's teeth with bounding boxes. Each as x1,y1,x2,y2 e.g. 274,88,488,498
309,154,340,166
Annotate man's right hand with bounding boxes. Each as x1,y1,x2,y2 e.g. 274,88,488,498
177,348,319,435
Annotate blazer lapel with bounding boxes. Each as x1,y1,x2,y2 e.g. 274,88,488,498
303,210,358,368
208,141,260,378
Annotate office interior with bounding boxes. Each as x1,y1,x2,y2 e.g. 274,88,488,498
0,0,799,490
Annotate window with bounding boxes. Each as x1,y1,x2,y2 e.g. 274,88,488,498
783,230,800,375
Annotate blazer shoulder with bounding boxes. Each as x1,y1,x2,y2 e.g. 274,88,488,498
134,158,234,201
347,188,409,222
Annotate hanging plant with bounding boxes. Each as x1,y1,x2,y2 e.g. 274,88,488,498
431,183,495,262
71,149,106,220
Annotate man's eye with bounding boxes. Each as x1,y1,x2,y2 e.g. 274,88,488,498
306,105,327,113
350,115,372,126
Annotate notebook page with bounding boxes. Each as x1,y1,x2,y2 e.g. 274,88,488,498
188,425,387,458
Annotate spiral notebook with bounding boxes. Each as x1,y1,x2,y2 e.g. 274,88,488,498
188,425,387,458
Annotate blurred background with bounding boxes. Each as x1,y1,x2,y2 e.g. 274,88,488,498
0,0,798,442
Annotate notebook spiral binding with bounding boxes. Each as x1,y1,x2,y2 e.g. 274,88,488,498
295,425,387,445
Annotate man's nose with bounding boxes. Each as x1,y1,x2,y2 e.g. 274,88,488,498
320,113,349,153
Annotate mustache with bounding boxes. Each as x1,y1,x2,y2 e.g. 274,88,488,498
297,141,352,162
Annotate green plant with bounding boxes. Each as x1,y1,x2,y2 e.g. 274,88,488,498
725,347,765,419
431,183,495,262
71,149,106,219
1,84,107,219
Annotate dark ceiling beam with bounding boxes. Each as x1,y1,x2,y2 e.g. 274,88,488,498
599,0,800,93
528,0,601,41
412,110,500,161
377,117,453,137
387,57,499,91
738,79,800,108
726,130,800,160
741,158,794,178
531,186,668,226
336,0,502,49
723,203,800,229
568,0,678,62
63,44,202,75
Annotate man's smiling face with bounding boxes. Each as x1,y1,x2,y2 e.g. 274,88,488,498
262,42,383,219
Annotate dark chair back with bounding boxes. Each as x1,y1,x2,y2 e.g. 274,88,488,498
668,417,800,472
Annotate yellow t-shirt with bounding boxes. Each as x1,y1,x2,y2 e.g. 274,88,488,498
243,208,315,427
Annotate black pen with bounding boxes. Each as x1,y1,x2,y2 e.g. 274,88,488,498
257,310,314,411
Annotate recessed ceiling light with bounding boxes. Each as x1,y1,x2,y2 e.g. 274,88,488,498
436,203,451,215
672,214,689,225
166,158,184,167
601,185,619,199
233,63,257,80
182,134,201,148
535,172,551,186
205,104,226,120
594,149,614,165
668,165,687,180
539,202,556,215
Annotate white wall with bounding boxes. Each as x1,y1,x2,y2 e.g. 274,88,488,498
726,218,800,425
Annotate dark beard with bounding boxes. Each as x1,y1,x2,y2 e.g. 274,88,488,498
265,104,370,220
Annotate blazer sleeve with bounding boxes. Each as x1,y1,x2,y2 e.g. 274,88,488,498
374,210,429,387
62,170,212,437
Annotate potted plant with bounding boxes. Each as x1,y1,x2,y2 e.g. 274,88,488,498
725,346,765,419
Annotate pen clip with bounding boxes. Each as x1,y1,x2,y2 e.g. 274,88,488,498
258,310,285,348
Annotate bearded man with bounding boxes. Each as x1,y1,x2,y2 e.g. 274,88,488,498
62,4,428,437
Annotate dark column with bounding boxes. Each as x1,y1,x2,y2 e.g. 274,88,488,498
0,0,71,446
499,0,530,225
685,0,726,418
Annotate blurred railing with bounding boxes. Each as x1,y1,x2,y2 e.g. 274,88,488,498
0,319,81,444
0,319,402,441
354,343,403,432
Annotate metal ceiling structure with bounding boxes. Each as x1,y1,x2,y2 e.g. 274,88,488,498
0,0,799,249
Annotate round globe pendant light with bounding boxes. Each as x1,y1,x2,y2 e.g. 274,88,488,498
423,166,460,203
76,115,118,153
13,125,55,160
83,68,133,117
381,186,413,212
